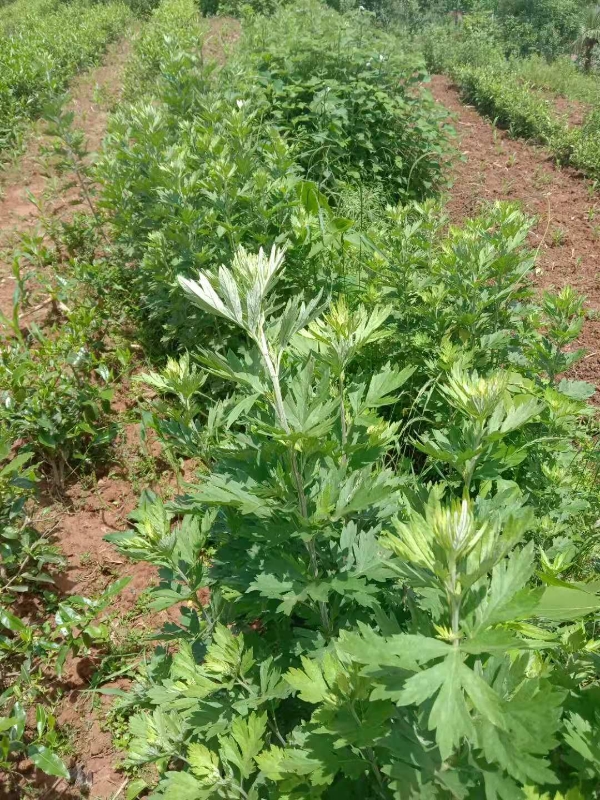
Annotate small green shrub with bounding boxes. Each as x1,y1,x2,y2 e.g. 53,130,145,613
571,106,600,181
0,438,63,603
245,1,452,202
0,308,117,488
122,0,205,96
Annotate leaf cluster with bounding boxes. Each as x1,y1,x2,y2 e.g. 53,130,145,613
110,240,600,798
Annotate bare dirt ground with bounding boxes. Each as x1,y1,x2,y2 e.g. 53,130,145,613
0,17,240,800
429,74,600,393
552,94,590,127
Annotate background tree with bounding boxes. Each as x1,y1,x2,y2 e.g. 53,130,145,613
574,5,600,70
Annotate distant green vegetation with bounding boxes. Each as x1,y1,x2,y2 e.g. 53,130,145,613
122,0,205,96
480,0,589,60
100,0,452,352
0,0,132,157
514,54,600,103
0,0,58,32
422,10,600,183
359,0,592,59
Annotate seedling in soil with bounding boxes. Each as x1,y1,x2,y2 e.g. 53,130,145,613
550,226,567,246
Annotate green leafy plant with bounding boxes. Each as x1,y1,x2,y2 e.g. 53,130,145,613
0,578,130,785
41,97,106,233
108,240,600,797
0,437,64,603
245,1,452,202
121,0,206,97
517,287,588,384
0,308,117,488
137,352,210,464
570,107,600,182
0,702,70,781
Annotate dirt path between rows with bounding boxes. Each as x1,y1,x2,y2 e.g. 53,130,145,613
429,74,600,393
0,32,145,800
0,34,135,319
2,18,241,800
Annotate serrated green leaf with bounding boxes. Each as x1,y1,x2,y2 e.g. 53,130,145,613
474,543,537,632
220,712,267,779
188,743,220,784
255,745,285,780
179,474,272,518
427,651,475,760
286,656,332,704
397,660,447,707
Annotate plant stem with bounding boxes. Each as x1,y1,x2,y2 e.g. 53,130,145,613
256,327,330,633
449,559,461,648
349,703,385,794
339,371,347,466
463,420,485,492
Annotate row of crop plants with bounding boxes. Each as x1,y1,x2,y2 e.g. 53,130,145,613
2,0,600,797
0,0,166,159
512,53,600,105
0,0,165,788
100,1,600,796
421,10,600,185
